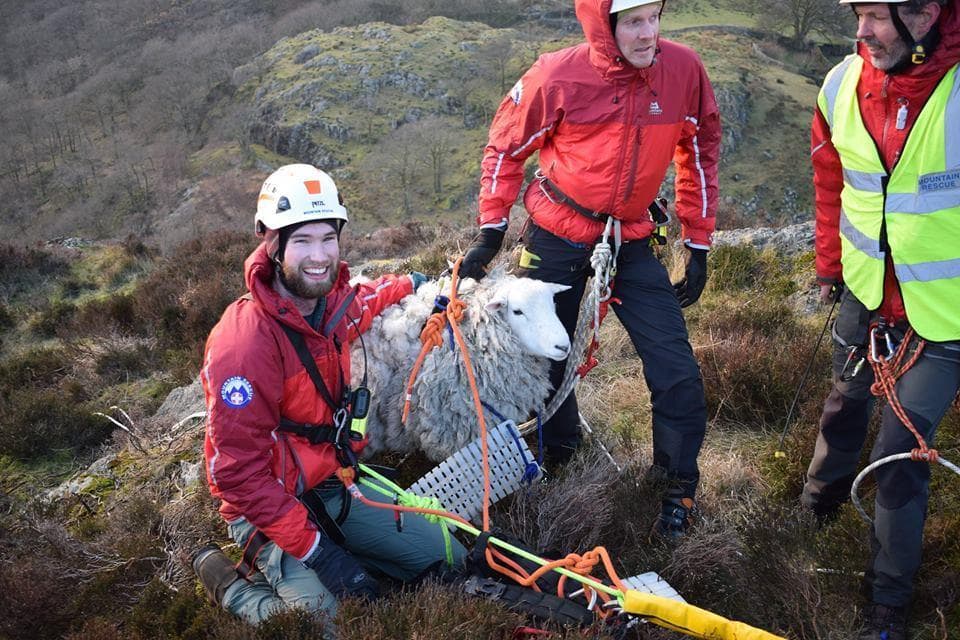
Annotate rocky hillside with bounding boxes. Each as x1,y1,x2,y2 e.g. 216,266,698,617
155,15,827,245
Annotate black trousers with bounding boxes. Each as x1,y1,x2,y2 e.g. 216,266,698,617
518,223,707,497
801,288,960,606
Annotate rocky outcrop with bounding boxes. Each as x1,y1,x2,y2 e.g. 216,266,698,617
713,221,814,255
714,84,751,157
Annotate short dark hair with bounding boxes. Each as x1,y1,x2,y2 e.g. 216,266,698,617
900,0,948,14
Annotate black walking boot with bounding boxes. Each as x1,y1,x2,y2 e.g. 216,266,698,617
858,602,907,640
651,494,696,539
192,543,241,606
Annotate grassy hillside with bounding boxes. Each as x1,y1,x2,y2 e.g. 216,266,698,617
6,3,941,640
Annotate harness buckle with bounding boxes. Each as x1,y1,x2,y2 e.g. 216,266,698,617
535,169,559,205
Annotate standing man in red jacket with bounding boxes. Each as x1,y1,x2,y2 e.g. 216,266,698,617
461,0,721,537
193,164,463,627
801,1,960,637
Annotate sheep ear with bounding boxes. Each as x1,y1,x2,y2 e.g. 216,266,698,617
485,293,507,313
547,283,571,295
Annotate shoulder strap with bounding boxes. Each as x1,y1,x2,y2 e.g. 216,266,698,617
278,322,342,411
323,288,357,337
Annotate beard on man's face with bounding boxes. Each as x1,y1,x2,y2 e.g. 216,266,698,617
862,36,909,71
282,259,339,300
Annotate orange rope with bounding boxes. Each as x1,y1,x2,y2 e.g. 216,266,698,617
869,327,939,463
336,466,474,528
391,260,629,615
401,293,466,424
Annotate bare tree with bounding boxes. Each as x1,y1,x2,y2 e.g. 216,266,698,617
752,0,851,48
412,117,456,195
478,32,515,96
362,123,422,217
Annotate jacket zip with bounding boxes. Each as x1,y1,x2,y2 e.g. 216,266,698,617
880,75,892,171
623,126,643,204
607,73,637,212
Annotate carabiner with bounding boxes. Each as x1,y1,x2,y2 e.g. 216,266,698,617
839,345,866,381
332,408,349,445
869,325,898,363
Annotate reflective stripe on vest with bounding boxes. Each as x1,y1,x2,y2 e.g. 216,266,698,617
819,57,960,341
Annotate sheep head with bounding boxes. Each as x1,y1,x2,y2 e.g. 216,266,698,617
484,278,571,361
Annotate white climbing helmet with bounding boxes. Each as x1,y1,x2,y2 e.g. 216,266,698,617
255,164,348,235
610,0,662,12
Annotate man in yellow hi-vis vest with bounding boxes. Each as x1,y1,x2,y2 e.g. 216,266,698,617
801,1,959,638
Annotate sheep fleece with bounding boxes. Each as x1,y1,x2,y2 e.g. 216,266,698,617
350,273,554,461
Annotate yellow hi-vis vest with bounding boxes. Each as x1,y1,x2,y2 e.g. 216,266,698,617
817,55,960,341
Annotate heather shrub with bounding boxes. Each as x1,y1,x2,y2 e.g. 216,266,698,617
0,559,76,639
335,581,532,640
58,274,98,299
0,388,110,459
29,298,78,337
69,292,138,336
126,579,210,640
128,231,255,353
0,346,72,391
0,244,70,300
0,303,13,330
696,301,831,430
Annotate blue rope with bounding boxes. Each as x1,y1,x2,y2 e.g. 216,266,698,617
536,411,544,469
481,401,541,484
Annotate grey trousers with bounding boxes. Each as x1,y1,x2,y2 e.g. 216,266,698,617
221,486,466,627
801,290,960,606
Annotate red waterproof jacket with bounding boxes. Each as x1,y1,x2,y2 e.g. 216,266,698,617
202,243,412,560
478,0,720,247
812,0,960,322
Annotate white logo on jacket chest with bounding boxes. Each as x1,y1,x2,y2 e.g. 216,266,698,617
648,101,662,116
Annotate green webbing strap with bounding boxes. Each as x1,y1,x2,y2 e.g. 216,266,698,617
356,463,621,599
358,464,454,566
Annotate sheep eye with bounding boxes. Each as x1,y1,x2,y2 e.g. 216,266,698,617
512,309,523,316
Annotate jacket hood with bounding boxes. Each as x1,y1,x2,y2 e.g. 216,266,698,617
857,0,960,79
576,0,659,75
577,0,620,63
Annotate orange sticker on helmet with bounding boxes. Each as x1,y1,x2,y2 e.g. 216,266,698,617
304,180,322,194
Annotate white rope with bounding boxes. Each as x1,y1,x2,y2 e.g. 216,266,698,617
850,452,960,524
540,219,620,425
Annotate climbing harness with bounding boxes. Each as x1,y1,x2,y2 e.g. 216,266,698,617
850,323,960,523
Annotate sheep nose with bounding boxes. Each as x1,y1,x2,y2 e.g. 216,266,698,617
555,343,569,355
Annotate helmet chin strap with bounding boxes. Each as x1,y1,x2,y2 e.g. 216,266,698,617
887,3,941,70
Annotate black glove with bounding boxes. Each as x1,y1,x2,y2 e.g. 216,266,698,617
304,537,379,600
459,228,505,281
673,247,708,308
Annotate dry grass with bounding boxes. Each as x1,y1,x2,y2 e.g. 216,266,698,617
1,227,958,639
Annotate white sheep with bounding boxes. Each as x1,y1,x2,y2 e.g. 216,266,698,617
351,270,571,461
